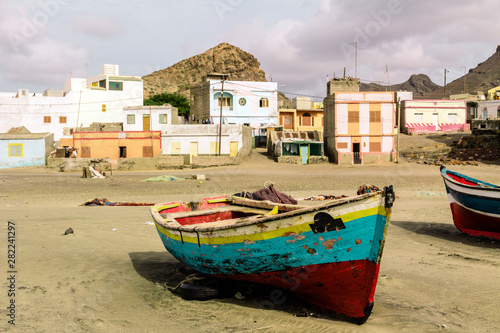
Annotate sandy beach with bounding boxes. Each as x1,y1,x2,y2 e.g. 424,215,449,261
1,149,499,332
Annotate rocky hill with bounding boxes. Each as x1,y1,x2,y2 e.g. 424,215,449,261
360,74,441,97
421,45,500,99
361,45,500,99
142,43,267,98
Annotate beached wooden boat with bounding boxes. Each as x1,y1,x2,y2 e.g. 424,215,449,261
151,186,395,324
440,166,500,240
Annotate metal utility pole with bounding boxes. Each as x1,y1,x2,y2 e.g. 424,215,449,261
443,69,449,99
218,79,224,156
461,66,467,93
350,42,358,78
396,97,401,163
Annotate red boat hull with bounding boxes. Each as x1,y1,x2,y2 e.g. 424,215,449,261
450,202,500,240
217,259,380,324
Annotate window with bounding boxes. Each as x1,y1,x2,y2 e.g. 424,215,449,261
159,114,168,124
302,112,311,126
59,116,67,124
348,111,359,123
127,114,135,124
91,82,98,87
259,98,269,108
370,142,381,152
143,146,153,157
81,146,91,158
337,142,348,149
109,81,123,91
8,144,22,157
102,104,106,112
448,113,458,123
414,113,424,122
99,80,106,88
370,111,381,122
218,97,231,107
44,116,51,123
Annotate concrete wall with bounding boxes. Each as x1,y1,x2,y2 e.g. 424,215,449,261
47,155,185,172
190,82,211,123
471,119,500,132
326,78,360,95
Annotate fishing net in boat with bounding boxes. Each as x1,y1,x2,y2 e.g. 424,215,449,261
233,184,297,205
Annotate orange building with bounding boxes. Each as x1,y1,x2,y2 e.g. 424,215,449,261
71,131,161,159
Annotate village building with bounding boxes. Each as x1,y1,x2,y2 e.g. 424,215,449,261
69,131,161,159
475,100,500,120
189,74,278,127
160,124,252,165
487,85,500,101
0,64,143,141
278,97,324,134
0,127,54,169
122,104,180,131
401,100,469,135
324,91,396,165
268,130,326,164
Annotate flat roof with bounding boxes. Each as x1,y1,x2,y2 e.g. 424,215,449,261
0,133,52,140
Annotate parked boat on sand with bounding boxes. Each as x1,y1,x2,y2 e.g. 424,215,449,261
440,166,500,240
150,186,395,324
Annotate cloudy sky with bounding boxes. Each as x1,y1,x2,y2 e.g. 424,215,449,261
1,0,499,100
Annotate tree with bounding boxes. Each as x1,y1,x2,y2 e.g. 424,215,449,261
144,93,190,117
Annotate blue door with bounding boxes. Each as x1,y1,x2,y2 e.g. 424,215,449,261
300,146,309,165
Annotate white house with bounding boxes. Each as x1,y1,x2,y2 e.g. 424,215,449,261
476,100,500,119
190,76,278,127
161,124,251,163
123,105,179,132
0,64,143,141
401,100,468,135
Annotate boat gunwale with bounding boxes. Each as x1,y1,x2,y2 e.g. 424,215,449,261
441,167,500,192
151,191,384,233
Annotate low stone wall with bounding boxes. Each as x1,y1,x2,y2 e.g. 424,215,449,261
191,156,238,167
47,156,184,172
276,156,328,164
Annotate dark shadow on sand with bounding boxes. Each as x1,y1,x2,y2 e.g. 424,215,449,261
128,251,343,322
391,220,499,248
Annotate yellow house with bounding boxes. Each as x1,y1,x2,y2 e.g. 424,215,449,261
487,85,500,100
71,131,161,159
278,97,323,134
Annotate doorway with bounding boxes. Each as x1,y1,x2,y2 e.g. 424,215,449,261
190,142,198,164
119,146,127,158
143,114,151,131
353,143,361,164
432,113,438,130
300,145,309,165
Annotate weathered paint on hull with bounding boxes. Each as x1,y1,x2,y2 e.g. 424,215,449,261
215,260,380,323
153,194,391,322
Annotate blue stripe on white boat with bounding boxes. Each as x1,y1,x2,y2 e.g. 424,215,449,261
444,180,500,215
156,214,387,275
